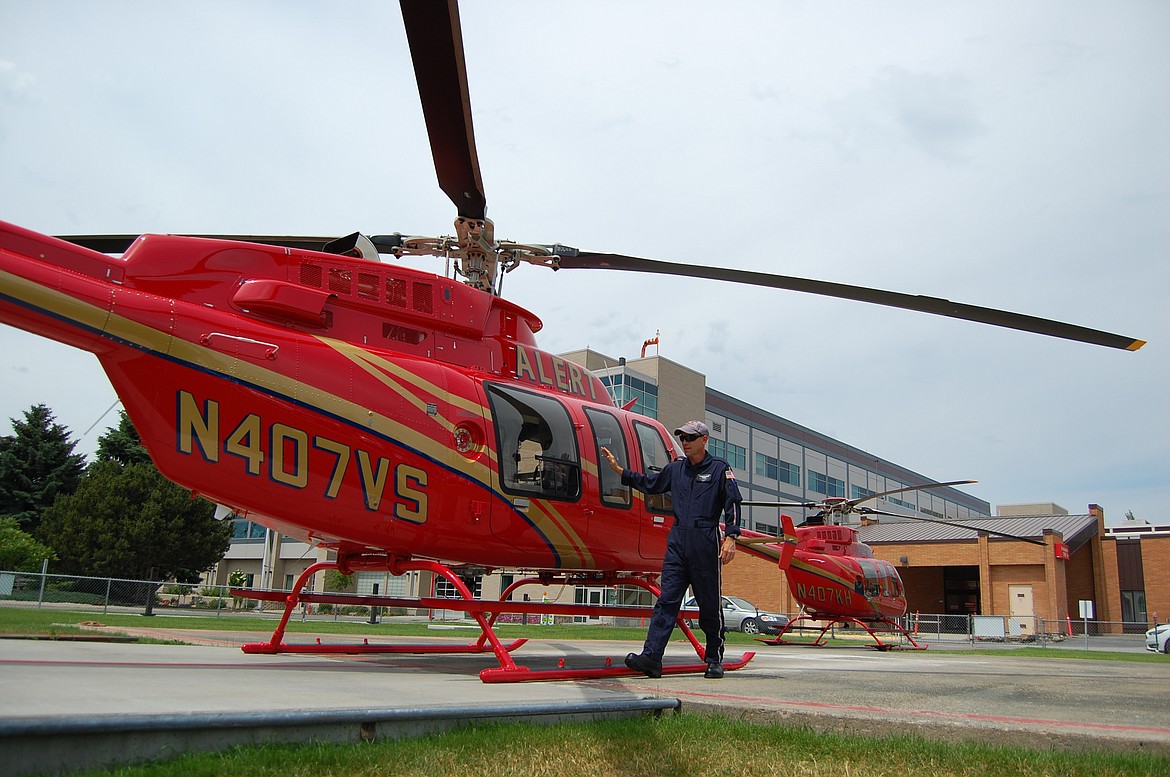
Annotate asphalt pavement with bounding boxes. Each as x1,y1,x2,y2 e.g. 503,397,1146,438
2,623,1168,775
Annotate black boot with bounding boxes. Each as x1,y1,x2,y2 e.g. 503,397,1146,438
624,652,663,678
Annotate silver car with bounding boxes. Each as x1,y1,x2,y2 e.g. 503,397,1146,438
684,595,789,635
1146,623,1170,654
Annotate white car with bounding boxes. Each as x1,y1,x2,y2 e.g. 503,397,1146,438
1145,623,1170,654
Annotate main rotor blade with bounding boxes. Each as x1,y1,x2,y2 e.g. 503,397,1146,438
400,0,487,221
741,501,817,509
848,479,977,508
57,234,357,254
553,251,1145,351
873,511,1047,546
852,507,909,519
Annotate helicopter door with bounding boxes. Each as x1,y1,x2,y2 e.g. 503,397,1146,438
485,383,583,563
632,420,674,559
583,407,632,561
584,408,631,510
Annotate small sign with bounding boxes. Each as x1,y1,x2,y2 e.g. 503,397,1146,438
1055,542,1070,559
1078,599,1094,619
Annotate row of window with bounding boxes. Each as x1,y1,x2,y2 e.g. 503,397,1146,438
231,520,267,540
808,470,846,498
708,438,747,470
755,452,801,487
600,375,659,418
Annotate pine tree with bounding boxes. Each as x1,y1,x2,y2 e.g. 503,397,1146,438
95,411,152,466
0,405,87,535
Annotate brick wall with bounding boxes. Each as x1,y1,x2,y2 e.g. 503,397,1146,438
988,565,1047,617
1143,536,1170,624
899,566,944,613
1065,543,1096,616
722,552,789,613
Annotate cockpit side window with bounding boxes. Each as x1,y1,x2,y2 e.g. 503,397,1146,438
633,421,674,515
856,559,883,598
585,408,631,508
486,383,580,501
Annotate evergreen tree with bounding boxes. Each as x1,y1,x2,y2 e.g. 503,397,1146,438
95,411,152,466
0,405,87,535
37,414,231,582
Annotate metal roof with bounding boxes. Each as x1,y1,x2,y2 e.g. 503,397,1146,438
857,513,1100,553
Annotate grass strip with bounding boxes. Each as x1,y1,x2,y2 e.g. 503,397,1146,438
68,713,1168,777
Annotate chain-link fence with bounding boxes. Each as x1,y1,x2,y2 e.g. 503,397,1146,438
1,568,1161,650
0,569,420,621
0,569,241,616
906,611,1154,650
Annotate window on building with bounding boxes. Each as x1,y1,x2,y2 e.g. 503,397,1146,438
756,452,778,479
851,485,875,501
1121,590,1147,625
808,471,844,498
754,520,778,536
756,453,799,487
613,584,655,614
778,460,800,487
709,438,746,470
600,374,659,418
230,519,268,541
434,575,483,599
573,586,611,622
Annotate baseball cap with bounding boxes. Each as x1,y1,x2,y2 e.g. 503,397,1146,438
673,420,709,437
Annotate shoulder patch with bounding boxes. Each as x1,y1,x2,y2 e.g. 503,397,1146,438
725,468,736,480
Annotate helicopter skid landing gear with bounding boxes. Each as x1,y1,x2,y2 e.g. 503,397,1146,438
238,559,527,665
757,614,927,651
234,557,756,682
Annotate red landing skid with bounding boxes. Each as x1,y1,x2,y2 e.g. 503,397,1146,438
756,614,928,651
232,556,755,683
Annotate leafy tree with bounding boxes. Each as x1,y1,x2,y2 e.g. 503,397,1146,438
0,517,56,571
37,415,231,583
38,460,231,582
0,404,87,535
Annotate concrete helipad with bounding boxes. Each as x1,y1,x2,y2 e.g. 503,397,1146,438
2,627,1169,775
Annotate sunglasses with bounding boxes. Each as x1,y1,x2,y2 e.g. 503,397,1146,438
677,433,702,443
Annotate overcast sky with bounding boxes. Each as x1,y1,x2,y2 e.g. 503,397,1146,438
2,1,1167,526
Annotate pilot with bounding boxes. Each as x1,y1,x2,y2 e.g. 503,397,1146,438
602,420,741,679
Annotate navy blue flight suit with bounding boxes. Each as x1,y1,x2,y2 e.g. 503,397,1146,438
622,452,742,664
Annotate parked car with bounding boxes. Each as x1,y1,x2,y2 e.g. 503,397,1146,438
1145,623,1170,654
683,595,789,635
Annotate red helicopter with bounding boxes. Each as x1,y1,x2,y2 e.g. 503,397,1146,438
739,482,1048,650
0,1,1143,681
